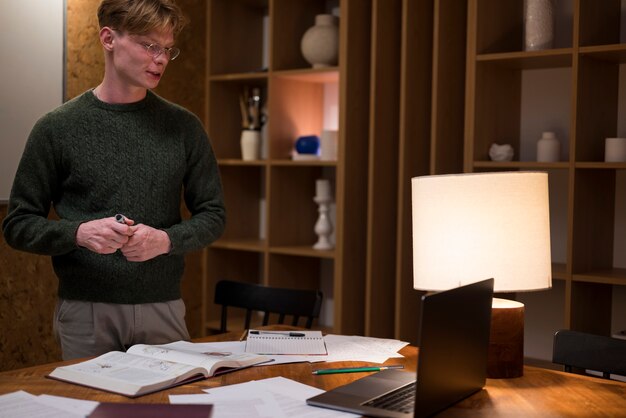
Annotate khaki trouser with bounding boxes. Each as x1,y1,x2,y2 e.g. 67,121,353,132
53,298,190,360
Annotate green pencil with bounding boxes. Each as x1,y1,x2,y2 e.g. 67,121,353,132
312,365,404,375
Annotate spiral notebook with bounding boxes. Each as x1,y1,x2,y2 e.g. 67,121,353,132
244,330,328,355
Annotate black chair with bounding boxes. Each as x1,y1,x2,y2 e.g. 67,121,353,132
214,280,323,333
552,329,626,379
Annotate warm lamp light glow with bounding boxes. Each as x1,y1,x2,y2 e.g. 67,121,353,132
411,171,552,292
411,171,552,379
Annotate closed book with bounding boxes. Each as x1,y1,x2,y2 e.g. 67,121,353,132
88,402,213,418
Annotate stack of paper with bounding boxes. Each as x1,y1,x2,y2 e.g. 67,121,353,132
161,334,408,366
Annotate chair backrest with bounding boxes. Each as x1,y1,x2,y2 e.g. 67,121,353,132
214,280,323,333
552,329,626,379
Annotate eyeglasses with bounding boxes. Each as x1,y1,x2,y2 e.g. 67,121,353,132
139,42,180,61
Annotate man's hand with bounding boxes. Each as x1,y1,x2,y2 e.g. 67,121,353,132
119,224,171,262
76,216,135,254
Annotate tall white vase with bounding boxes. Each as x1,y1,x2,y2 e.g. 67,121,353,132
524,0,555,51
301,14,339,68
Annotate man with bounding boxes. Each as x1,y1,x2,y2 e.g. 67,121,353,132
2,0,225,360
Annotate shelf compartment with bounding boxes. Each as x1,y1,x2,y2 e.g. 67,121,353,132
267,253,329,290
472,0,573,55
268,73,337,160
577,0,621,48
470,62,572,163
569,281,613,335
575,55,620,162
267,165,332,247
571,169,616,275
208,0,268,75
271,0,332,71
218,165,266,242
208,79,268,160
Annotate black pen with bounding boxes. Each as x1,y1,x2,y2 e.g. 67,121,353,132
249,330,306,337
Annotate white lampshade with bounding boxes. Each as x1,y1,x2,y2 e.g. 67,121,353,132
412,171,552,292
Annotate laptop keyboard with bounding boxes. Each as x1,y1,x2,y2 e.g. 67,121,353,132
362,381,416,413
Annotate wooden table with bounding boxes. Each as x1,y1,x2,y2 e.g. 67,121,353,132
1,329,625,417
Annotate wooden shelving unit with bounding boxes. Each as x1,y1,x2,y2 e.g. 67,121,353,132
465,0,626,342
202,0,372,335
202,0,624,347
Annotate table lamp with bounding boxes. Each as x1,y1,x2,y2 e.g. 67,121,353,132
411,171,552,378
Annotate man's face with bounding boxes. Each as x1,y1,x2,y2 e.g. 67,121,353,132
110,28,175,91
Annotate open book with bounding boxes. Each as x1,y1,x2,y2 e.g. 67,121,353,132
48,343,271,397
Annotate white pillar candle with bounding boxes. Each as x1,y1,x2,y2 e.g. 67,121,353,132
316,179,331,199
605,138,626,162
320,130,338,160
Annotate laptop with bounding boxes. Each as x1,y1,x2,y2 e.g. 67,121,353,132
306,278,494,418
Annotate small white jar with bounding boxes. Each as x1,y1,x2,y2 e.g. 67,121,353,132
537,131,560,162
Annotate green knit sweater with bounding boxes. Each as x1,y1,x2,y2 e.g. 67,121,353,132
2,90,225,303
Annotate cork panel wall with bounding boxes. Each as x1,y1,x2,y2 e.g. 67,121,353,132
66,0,102,99
1,0,208,370
0,206,61,371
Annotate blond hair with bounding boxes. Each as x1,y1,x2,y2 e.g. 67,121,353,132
97,0,187,37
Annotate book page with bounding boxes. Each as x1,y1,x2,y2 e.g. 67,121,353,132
48,351,202,396
127,344,267,375
245,331,327,355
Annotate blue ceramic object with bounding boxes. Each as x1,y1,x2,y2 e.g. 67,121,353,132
295,135,320,154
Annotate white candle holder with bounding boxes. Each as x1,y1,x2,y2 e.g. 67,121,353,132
313,195,334,250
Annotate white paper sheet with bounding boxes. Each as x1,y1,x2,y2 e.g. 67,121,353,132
0,391,86,418
36,394,99,416
322,334,409,363
170,377,358,417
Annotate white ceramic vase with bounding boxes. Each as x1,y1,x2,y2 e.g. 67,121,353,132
524,0,555,51
240,130,261,161
301,14,339,68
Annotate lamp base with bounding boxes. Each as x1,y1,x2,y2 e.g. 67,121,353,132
488,298,524,379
